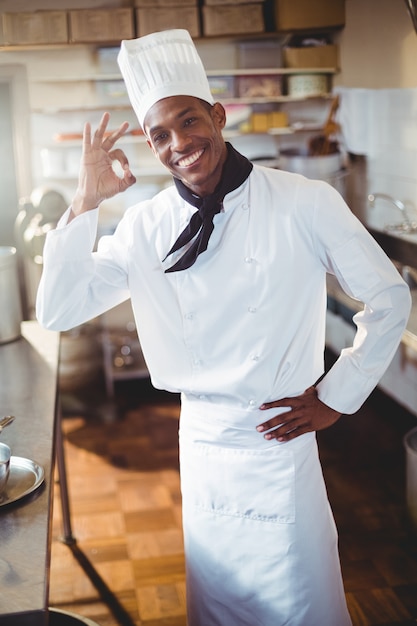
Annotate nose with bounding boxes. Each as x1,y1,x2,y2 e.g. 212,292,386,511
171,129,192,152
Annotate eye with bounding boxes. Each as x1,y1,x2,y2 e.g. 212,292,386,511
184,117,197,127
153,131,168,143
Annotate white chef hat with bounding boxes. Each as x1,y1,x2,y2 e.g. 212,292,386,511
118,29,214,129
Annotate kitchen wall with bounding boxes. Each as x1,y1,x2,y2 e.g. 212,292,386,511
336,0,417,89
335,0,417,229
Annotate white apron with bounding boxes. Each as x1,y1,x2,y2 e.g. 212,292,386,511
179,397,352,626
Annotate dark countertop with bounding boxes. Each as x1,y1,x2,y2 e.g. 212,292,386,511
368,227,417,271
0,322,59,626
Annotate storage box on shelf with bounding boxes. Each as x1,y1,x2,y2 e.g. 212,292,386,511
68,9,134,44
274,0,345,31
238,39,283,69
134,0,197,5
135,7,200,38
208,75,236,100
203,0,265,4
0,11,68,46
94,79,130,107
236,73,283,98
287,73,329,97
202,4,265,37
96,47,120,75
283,44,339,70
250,110,288,132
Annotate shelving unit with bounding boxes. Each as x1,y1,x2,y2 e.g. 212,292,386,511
35,67,337,82
32,66,336,110
32,61,337,186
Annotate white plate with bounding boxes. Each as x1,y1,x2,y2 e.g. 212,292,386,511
0,456,45,507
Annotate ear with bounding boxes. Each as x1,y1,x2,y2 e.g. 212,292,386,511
211,102,227,130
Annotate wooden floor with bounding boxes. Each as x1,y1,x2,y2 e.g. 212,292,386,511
49,373,417,626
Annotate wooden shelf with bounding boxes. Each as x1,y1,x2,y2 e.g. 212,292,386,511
32,93,333,115
207,68,337,76
34,67,337,83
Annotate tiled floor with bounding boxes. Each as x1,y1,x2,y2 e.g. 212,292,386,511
49,373,417,625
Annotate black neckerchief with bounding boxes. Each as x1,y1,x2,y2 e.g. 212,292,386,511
164,142,253,273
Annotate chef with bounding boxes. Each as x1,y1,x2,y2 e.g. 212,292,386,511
36,29,411,626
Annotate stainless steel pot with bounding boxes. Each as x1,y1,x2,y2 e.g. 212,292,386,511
279,148,343,178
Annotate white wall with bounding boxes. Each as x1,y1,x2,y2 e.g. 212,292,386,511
336,0,417,89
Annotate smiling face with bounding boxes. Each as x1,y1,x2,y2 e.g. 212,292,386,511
144,96,228,197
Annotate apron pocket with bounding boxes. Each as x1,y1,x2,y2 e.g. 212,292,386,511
180,441,295,524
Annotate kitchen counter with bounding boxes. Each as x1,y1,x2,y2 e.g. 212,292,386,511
0,322,59,626
368,227,417,274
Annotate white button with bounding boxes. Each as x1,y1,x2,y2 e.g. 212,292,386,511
248,399,256,407
185,313,194,320
242,203,249,211
248,306,257,313
199,394,207,400
244,257,253,264
194,359,201,365
250,354,260,361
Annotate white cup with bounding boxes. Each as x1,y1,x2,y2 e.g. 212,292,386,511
0,442,11,494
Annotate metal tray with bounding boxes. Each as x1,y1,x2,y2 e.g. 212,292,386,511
0,456,44,507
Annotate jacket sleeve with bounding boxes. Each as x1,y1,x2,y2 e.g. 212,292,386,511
312,182,412,414
36,208,131,331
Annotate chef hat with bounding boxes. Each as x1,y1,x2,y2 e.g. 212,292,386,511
118,29,214,129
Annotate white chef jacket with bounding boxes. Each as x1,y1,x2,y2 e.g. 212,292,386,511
36,164,411,625
36,165,411,415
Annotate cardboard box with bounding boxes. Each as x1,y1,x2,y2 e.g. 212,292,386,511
250,110,288,132
202,4,264,37
136,7,200,38
283,44,339,69
251,112,269,132
134,0,197,5
274,0,345,31
69,9,134,44
0,11,68,45
269,110,288,128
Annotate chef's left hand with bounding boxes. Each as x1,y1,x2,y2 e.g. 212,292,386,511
256,386,341,442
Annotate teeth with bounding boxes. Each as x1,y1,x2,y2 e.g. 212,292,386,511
178,149,204,167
